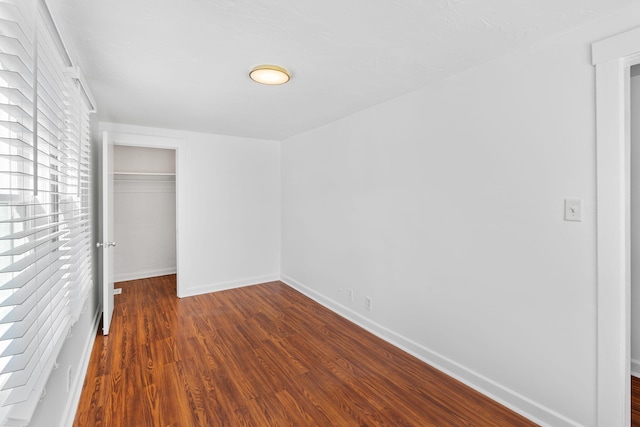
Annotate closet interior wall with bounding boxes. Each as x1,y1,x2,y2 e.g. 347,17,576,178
113,145,177,282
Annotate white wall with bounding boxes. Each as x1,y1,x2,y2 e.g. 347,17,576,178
631,66,640,377
114,145,175,174
29,292,100,427
113,146,177,282
101,123,281,298
281,8,640,427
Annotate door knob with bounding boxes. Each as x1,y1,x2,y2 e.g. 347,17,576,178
96,242,116,248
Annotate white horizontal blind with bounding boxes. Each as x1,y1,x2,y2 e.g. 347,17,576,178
0,0,39,422
64,77,92,324
0,0,93,424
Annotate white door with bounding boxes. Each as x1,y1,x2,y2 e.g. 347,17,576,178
98,131,115,335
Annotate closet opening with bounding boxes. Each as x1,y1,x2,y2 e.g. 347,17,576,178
113,145,177,284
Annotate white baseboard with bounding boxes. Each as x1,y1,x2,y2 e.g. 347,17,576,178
114,267,177,283
632,358,640,378
179,274,280,298
61,305,102,427
280,273,580,427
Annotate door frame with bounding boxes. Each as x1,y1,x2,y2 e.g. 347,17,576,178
593,26,640,426
99,124,187,297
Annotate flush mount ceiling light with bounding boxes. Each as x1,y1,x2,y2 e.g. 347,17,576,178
249,65,290,85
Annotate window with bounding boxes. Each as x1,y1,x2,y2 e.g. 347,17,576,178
0,0,94,423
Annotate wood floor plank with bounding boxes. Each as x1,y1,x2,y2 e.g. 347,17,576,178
74,275,538,426
633,376,640,426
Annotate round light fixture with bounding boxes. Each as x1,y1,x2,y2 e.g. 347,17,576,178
249,65,290,85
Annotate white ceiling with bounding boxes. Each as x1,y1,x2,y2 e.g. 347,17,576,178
49,0,637,141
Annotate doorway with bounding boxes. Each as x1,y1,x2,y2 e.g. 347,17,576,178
113,145,177,282
98,130,186,335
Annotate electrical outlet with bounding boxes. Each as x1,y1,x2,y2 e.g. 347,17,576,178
365,296,373,311
348,288,354,302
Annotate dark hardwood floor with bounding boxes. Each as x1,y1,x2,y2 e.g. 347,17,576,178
633,376,640,426
73,275,536,426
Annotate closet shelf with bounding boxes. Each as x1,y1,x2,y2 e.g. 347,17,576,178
114,172,175,182
114,172,175,176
